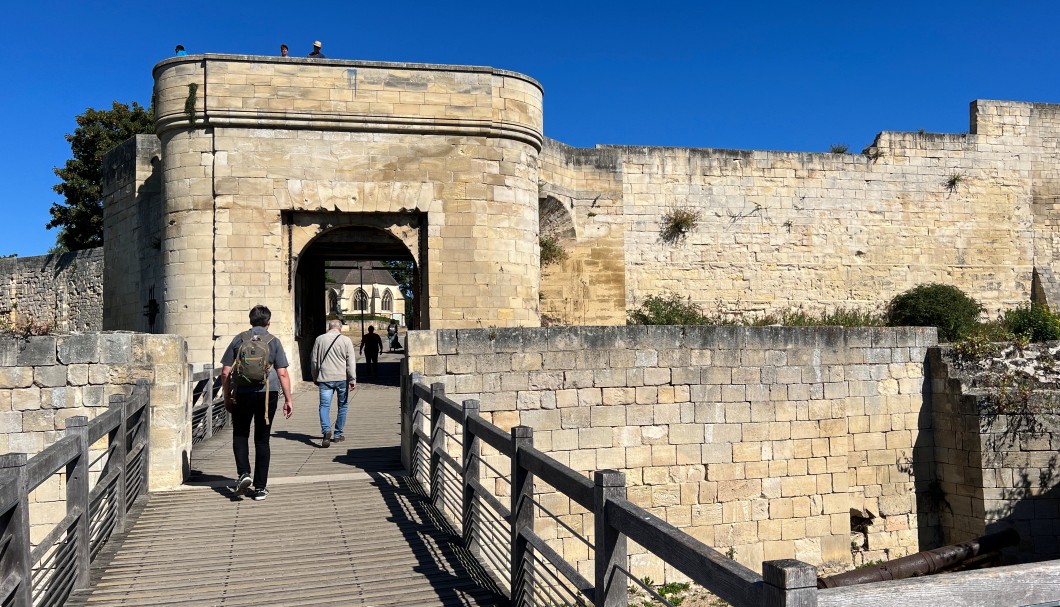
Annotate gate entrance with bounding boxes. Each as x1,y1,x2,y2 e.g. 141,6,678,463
293,219,424,381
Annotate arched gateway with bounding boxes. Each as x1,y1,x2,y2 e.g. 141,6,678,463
103,55,544,377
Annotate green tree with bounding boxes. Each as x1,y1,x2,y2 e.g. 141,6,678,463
48,101,155,251
382,260,416,298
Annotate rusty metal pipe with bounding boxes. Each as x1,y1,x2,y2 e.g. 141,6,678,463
817,528,1020,589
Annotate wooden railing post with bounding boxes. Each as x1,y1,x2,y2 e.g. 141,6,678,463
762,559,817,607
0,454,31,605
203,364,215,441
510,425,534,606
461,398,480,552
137,379,152,497
429,382,445,504
402,372,424,472
66,416,91,591
594,470,628,607
110,394,128,533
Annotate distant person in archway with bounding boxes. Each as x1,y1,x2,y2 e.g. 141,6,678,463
386,320,398,352
311,319,357,448
308,41,325,58
280,44,289,57
360,326,383,379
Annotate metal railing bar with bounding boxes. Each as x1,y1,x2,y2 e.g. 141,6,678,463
471,513,511,559
466,415,514,457
524,552,588,607
520,527,594,596
36,556,77,607
438,428,463,446
32,537,76,594
616,565,675,607
30,509,80,564
437,450,463,476
473,496,513,537
475,533,511,573
520,445,594,511
469,477,511,520
88,468,120,505
470,453,512,486
413,428,430,443
521,493,594,550
90,518,116,559
606,497,762,607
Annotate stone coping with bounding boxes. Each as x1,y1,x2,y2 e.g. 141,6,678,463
152,54,543,91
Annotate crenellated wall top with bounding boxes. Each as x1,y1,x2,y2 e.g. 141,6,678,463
152,54,544,149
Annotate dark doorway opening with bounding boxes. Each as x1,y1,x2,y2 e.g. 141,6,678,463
294,225,422,382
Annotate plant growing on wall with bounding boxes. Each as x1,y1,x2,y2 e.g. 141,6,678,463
660,207,700,244
829,143,849,154
628,294,711,325
539,236,569,267
886,283,982,342
945,173,963,193
185,83,198,124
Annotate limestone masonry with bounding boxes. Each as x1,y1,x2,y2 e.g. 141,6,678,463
90,55,1060,375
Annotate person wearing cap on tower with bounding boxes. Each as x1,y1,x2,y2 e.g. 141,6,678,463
308,41,325,58
174,45,187,56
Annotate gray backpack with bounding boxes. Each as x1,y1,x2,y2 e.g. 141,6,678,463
232,331,275,387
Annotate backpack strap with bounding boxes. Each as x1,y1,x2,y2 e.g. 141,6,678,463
260,333,276,425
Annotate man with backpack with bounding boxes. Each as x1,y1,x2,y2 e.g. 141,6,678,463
311,319,357,448
220,305,294,501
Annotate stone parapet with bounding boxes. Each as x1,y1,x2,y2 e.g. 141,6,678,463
408,325,938,578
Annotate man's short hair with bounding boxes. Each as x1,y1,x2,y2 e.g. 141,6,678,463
249,305,272,327
328,319,343,330
367,325,375,332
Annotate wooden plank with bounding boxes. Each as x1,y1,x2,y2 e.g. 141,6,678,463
0,571,21,604
520,446,594,510
521,527,594,598
468,477,512,521
25,437,79,490
86,408,120,444
466,415,513,457
30,507,81,563
606,497,763,607
817,560,1060,607
434,393,463,422
413,382,433,402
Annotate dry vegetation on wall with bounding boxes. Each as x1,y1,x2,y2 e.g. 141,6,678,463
0,308,53,338
660,207,701,244
539,236,569,267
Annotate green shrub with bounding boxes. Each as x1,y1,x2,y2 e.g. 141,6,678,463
539,236,569,267
628,294,711,325
755,307,885,327
1003,304,1060,342
886,283,982,342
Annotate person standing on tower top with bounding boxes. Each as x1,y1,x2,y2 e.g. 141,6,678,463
308,41,325,58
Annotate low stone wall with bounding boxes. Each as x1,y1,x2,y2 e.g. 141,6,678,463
0,332,189,542
407,325,937,578
0,249,104,333
930,347,1060,561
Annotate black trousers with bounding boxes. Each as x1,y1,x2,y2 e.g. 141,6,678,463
365,351,379,376
231,391,278,489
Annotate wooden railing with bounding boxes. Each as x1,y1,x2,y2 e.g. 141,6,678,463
189,365,225,445
406,375,814,607
0,380,151,607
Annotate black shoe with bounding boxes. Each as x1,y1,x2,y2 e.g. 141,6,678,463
235,473,252,496
322,431,332,448
247,488,269,501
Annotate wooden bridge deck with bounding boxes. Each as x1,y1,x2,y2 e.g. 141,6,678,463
67,355,502,607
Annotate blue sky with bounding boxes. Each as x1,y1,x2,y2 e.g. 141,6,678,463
4,0,1060,256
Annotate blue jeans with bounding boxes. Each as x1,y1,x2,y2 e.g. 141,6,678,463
318,380,348,437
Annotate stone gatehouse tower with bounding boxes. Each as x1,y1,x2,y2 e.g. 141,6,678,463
105,55,544,377
103,53,1060,377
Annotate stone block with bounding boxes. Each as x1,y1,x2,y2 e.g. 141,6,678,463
0,367,33,388
17,337,56,366
34,366,68,388
11,387,41,411
100,333,133,364
57,334,101,364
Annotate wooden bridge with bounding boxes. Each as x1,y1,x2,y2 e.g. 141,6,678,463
2,354,1060,607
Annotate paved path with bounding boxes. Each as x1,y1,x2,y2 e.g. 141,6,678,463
67,354,502,607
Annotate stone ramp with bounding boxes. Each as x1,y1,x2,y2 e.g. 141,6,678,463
68,356,503,606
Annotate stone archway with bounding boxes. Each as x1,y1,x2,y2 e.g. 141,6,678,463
290,213,423,380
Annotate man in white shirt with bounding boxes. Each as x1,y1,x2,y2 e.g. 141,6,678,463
311,319,357,447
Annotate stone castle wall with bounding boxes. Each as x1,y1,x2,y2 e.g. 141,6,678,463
538,100,1060,323
407,326,937,578
0,249,104,333
0,332,189,542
